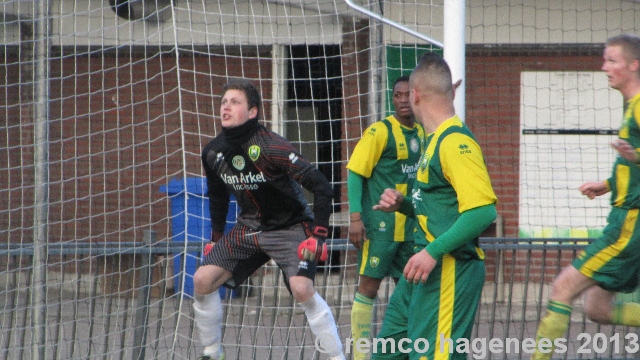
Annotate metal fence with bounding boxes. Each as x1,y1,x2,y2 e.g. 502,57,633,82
2,237,639,360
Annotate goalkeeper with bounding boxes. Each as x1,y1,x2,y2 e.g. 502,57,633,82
194,80,345,360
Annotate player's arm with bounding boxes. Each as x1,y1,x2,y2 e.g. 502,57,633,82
425,204,496,260
616,102,640,163
202,148,229,243
274,142,333,261
266,135,333,233
579,180,610,199
611,138,640,163
622,106,640,163
296,165,333,262
404,204,496,283
346,122,387,178
426,133,498,259
373,188,415,217
346,124,388,249
347,170,366,249
347,170,364,214
291,159,333,232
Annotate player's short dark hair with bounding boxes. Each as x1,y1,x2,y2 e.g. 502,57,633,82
410,53,452,94
607,34,640,64
392,76,410,92
415,53,451,77
223,80,262,119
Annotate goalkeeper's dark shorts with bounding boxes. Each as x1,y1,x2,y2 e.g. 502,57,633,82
573,207,640,293
201,222,317,291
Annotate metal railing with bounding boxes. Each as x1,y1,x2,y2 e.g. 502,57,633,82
5,237,637,360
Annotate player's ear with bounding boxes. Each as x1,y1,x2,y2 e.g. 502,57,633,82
249,106,258,119
633,60,640,76
410,88,419,105
452,79,462,100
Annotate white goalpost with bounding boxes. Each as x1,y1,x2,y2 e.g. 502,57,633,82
4,1,640,359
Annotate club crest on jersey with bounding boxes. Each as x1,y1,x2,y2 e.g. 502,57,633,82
248,145,261,161
378,221,386,232
232,155,245,170
411,188,422,202
418,153,429,173
370,256,380,268
410,138,419,153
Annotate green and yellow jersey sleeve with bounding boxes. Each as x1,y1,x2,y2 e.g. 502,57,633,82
347,121,388,178
439,132,498,213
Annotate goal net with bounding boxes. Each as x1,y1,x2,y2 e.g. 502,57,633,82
2,0,640,359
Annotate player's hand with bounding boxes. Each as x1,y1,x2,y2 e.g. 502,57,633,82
579,181,609,199
297,237,328,262
203,242,214,257
403,249,436,284
612,139,639,163
348,216,366,250
298,226,329,262
204,231,224,257
372,188,403,213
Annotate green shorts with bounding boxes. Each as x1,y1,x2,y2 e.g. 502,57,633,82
573,207,640,293
371,255,485,360
357,239,415,280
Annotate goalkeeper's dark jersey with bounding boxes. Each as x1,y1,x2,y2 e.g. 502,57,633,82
201,125,333,233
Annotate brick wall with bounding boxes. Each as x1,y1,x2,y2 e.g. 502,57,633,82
340,17,371,209
468,45,604,281
0,46,271,245
467,45,603,238
1,42,607,284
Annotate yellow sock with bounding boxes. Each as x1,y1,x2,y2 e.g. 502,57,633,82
612,302,640,326
351,292,375,360
531,300,572,360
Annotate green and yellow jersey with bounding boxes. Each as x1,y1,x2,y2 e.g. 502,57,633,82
347,115,425,242
413,116,497,259
608,93,640,209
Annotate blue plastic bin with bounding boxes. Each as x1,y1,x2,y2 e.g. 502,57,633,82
160,177,238,298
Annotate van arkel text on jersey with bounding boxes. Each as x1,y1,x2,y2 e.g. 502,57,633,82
221,171,267,190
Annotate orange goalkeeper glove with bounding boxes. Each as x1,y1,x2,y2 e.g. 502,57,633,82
204,231,224,257
297,226,329,262
203,243,213,257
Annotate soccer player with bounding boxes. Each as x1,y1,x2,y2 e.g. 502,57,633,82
531,34,640,360
371,53,498,359
194,80,345,360
346,76,424,360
